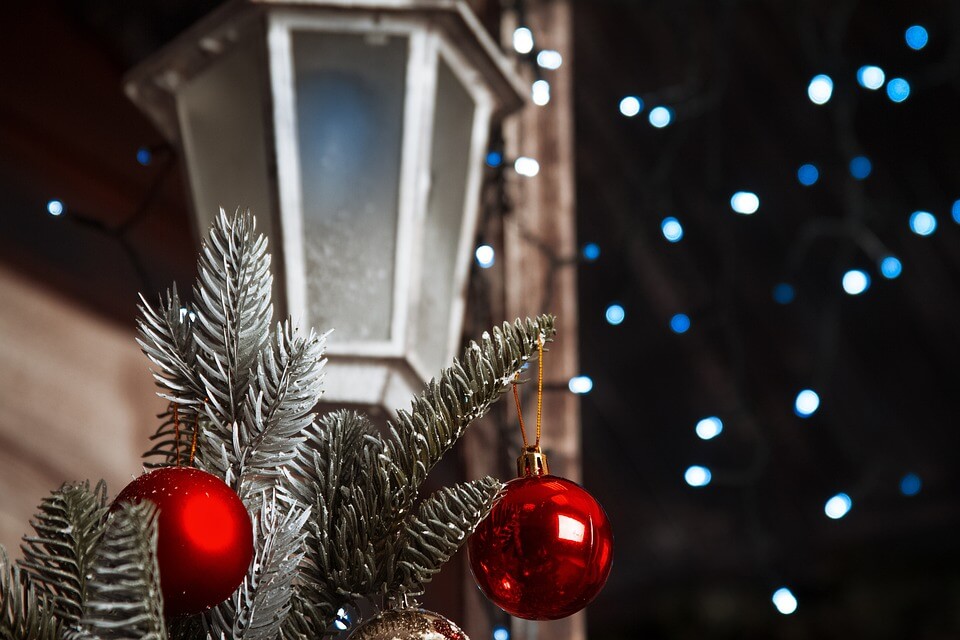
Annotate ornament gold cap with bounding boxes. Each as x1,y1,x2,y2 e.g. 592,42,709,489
517,448,549,477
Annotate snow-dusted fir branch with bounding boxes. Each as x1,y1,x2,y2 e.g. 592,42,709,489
76,502,166,640
386,315,555,517
281,316,556,631
18,481,109,625
204,493,311,640
200,321,327,503
0,547,62,640
138,209,275,470
4,211,558,640
282,410,391,632
393,478,503,594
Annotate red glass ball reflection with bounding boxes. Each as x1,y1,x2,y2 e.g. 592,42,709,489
113,467,253,616
468,474,613,620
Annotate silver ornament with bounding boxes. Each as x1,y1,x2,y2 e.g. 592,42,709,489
347,608,469,640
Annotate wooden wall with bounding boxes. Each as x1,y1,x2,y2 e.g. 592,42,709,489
0,265,162,555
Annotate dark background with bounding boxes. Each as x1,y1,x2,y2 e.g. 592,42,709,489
1,1,959,638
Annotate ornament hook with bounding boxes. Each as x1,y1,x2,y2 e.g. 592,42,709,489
512,336,549,477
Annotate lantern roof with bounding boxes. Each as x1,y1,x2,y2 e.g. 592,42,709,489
124,0,526,144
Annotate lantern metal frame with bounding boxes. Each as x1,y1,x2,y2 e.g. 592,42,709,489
126,0,526,408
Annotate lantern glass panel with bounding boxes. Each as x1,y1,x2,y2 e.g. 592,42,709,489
414,57,476,374
178,39,274,239
293,31,408,342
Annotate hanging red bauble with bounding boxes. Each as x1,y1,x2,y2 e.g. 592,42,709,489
468,454,614,620
113,466,253,616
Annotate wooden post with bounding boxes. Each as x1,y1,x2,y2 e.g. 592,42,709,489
460,1,580,638
503,2,583,639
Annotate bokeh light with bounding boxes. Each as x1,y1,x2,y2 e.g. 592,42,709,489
730,191,760,215
661,216,683,242
684,465,712,487
880,256,902,279
952,200,960,224
900,473,922,496
856,65,885,90
619,96,643,117
886,78,911,102
514,157,540,177
795,389,820,417
849,156,872,179
136,146,153,166
605,304,625,325
797,163,819,186
536,49,562,70
695,417,723,440
475,245,495,268
670,313,691,334
909,211,937,236
905,25,929,50
773,283,796,304
842,269,870,295
334,608,351,631
824,493,852,519
568,375,593,394
46,199,64,216
772,587,798,615
493,626,510,640
807,74,833,104
582,242,601,261
648,106,673,128
513,27,534,54
485,151,503,168
531,80,550,106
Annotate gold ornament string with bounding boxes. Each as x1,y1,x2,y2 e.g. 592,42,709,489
171,400,204,467
189,409,200,465
172,403,181,467
513,337,545,451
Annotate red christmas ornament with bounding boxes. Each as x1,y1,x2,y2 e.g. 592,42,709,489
113,466,253,616
468,454,614,620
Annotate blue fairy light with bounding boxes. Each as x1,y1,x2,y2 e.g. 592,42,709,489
909,211,937,236
849,156,872,180
886,78,911,102
605,304,625,326
773,283,796,304
795,389,820,417
797,164,819,186
880,256,902,279
905,25,929,50
900,473,921,496
582,243,601,261
661,216,683,242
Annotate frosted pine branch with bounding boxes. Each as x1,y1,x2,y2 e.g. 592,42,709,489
77,502,166,640
394,478,503,594
18,481,109,626
204,493,310,640
0,546,62,640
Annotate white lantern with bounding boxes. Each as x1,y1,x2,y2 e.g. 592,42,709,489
125,0,525,409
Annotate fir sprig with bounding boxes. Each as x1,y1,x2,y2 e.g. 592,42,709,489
9,211,557,640
393,478,503,594
204,493,311,640
77,502,166,640
0,547,62,640
18,481,110,625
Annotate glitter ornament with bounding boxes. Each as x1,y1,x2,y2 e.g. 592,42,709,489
113,466,253,616
347,608,469,640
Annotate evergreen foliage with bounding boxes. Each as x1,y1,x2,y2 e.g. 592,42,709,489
0,210,556,639
0,548,62,640
75,502,166,640
19,481,109,625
